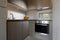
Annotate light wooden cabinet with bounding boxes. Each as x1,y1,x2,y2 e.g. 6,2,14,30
7,21,29,40
0,7,7,40
0,0,7,7
0,7,7,18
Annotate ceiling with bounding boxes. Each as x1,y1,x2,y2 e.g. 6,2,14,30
8,0,52,10
24,0,52,10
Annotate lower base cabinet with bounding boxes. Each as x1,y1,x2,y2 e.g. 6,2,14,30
7,21,29,40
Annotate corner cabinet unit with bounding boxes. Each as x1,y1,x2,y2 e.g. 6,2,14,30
0,0,7,7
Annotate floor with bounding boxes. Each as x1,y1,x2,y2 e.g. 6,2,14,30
24,36,41,40
24,33,49,40
24,36,34,40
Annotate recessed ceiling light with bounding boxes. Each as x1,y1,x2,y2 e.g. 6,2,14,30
40,33,48,35
42,7,49,9
45,14,49,15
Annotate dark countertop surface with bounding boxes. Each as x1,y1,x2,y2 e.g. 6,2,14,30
7,19,52,22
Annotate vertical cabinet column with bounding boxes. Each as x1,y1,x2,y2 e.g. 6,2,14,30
0,7,7,40
0,0,7,40
53,0,60,40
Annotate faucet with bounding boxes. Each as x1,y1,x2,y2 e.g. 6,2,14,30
10,13,15,20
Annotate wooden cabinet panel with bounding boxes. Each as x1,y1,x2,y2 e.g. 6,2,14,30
0,7,7,40
0,0,7,7
7,21,29,40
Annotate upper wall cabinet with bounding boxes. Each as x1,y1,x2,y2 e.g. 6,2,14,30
0,0,7,7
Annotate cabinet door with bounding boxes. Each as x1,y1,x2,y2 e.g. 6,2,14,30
0,7,7,18
7,21,29,40
0,0,7,7
29,21,35,36
23,21,29,39
0,7,7,40
7,21,23,40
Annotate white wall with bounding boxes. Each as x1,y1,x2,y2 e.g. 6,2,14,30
7,10,25,20
27,10,52,20
27,10,38,20
53,0,60,40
